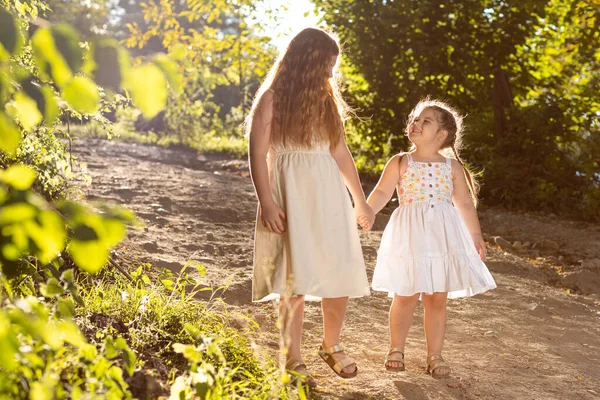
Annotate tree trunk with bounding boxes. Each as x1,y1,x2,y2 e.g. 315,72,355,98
493,69,513,141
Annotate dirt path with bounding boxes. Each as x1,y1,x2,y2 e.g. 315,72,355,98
75,139,600,400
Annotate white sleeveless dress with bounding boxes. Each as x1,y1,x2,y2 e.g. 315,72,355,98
252,140,371,302
372,154,496,299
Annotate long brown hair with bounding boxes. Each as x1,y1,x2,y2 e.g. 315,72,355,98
407,98,480,206
245,28,349,148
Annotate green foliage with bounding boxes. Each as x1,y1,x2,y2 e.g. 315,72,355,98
317,0,545,150
0,164,134,277
0,2,296,398
78,264,300,399
124,0,276,144
0,165,135,400
316,0,600,219
0,1,178,180
42,0,112,40
0,4,180,398
0,294,135,399
0,127,72,199
170,333,300,400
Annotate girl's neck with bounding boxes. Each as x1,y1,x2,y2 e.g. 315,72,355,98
411,148,445,162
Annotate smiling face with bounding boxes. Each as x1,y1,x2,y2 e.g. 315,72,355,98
407,107,448,148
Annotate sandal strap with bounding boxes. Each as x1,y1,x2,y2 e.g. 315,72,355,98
386,348,404,357
385,348,405,363
285,360,307,371
319,343,345,355
427,354,445,363
427,355,450,372
429,359,450,370
332,356,356,374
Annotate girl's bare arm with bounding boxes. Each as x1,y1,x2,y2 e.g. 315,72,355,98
367,155,403,214
248,91,286,233
331,136,374,227
452,159,486,260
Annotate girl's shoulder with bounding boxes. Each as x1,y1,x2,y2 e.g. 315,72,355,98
256,90,275,112
387,152,410,178
448,157,463,177
263,89,275,101
394,152,411,167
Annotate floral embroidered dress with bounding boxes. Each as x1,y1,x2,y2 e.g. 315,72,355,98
372,153,496,299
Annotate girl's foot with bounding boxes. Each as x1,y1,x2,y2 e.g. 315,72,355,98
318,343,358,378
384,348,405,371
426,354,451,378
286,359,317,389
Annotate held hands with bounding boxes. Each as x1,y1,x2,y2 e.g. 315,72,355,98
472,233,487,261
355,201,375,231
261,201,286,234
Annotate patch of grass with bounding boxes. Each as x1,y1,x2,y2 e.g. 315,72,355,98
68,119,247,158
75,268,302,399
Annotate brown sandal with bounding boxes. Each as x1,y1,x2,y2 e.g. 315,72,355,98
285,359,317,389
384,348,405,371
426,354,451,378
318,343,358,379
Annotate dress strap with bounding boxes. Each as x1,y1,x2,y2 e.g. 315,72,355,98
406,153,413,163
445,157,451,166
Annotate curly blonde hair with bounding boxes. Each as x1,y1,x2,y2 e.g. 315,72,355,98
245,28,349,148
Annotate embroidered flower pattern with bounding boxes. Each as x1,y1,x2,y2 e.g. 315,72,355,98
398,161,453,207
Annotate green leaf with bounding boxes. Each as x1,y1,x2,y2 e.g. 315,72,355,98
2,243,21,261
90,39,130,91
80,343,97,360
52,25,83,74
195,382,210,399
0,203,36,224
0,112,22,154
105,336,119,359
0,9,24,60
40,278,64,297
29,382,53,400
170,43,188,61
13,92,43,131
101,218,126,247
65,211,127,273
63,76,99,113
173,343,202,363
32,26,82,88
154,53,182,94
25,210,66,264
21,78,59,125
195,262,206,277
160,279,174,290
40,86,59,124
115,337,136,376
68,239,109,274
0,313,18,371
184,323,202,340
57,297,75,318
57,320,88,348
38,322,64,351
0,165,36,190
124,64,167,118
61,268,75,284
14,0,26,16
73,223,99,241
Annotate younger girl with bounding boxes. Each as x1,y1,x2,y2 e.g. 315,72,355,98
363,98,496,378
247,28,373,388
